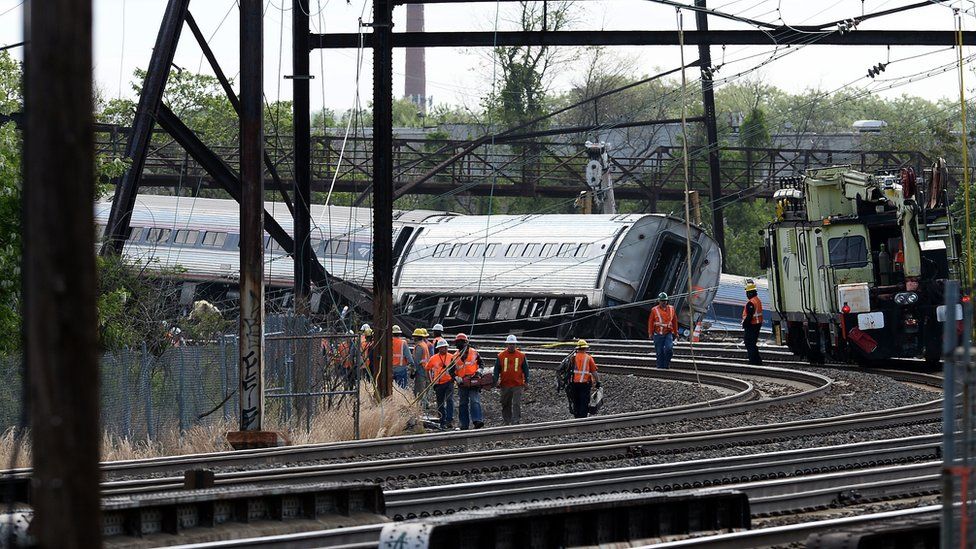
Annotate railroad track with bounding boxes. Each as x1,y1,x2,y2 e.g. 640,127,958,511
84,340,946,548
6,358,836,482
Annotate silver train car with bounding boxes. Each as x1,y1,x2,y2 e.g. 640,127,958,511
95,195,722,337
702,274,772,333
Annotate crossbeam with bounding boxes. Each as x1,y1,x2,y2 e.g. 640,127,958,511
312,29,976,49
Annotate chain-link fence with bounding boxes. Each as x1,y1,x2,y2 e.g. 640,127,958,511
0,316,366,443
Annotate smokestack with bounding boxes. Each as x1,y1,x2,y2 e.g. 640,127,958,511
404,4,426,112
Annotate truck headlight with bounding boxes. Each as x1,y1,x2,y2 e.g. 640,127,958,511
894,292,918,305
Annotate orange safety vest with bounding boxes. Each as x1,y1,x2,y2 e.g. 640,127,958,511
392,336,409,367
452,347,481,378
742,295,764,325
425,352,455,385
328,340,353,369
360,336,372,370
415,340,432,367
496,349,527,388
572,352,598,384
648,305,678,336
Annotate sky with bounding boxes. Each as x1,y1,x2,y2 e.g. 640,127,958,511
2,0,976,117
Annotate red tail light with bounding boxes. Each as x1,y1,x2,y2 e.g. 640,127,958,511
841,304,851,314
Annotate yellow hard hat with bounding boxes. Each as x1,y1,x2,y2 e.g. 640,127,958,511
745,279,757,292
576,339,589,349
363,327,374,337
412,328,429,337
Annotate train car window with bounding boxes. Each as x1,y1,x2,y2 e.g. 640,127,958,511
173,230,199,245
557,243,574,257
485,243,499,257
507,243,525,257
129,227,145,242
328,240,349,255
523,244,540,257
575,244,590,257
268,240,283,255
310,238,324,254
147,228,172,244
468,243,485,257
432,243,447,257
541,243,556,257
827,235,868,268
263,235,272,249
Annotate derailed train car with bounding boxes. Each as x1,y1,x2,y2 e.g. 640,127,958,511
95,195,722,337
763,165,961,364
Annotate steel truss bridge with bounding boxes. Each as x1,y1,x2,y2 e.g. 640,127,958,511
94,124,933,206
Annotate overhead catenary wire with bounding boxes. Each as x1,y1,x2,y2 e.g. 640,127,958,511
676,8,706,398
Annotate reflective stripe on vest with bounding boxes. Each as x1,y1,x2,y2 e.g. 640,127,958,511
454,348,480,378
417,340,431,366
652,306,675,335
392,337,408,367
572,353,596,383
498,349,527,387
742,296,764,325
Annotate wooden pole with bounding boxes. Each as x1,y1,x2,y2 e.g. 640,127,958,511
23,0,102,545
373,0,395,398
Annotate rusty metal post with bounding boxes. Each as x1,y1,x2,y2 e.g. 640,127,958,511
373,0,395,398
695,0,726,266
292,0,313,426
293,0,313,317
23,0,102,545
237,0,266,433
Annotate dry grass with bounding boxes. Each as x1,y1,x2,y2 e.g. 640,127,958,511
0,386,422,467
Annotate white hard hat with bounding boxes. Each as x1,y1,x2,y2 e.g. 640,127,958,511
360,323,371,332
432,323,444,332
392,324,402,335
435,339,449,349
506,334,518,344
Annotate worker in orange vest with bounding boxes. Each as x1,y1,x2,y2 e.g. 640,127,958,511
424,339,455,429
493,334,530,425
391,325,416,390
648,292,679,369
569,339,600,418
411,328,433,399
452,333,485,429
358,325,374,378
742,280,764,365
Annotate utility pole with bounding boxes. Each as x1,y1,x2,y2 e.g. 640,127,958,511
291,0,314,430
695,0,726,266
373,0,395,398
237,0,267,435
24,0,102,546
293,0,313,317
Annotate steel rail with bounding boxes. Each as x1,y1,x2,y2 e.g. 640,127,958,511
55,360,832,480
645,505,941,548
158,470,942,549
383,439,940,518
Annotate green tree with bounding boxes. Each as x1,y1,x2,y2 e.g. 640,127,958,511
0,52,22,354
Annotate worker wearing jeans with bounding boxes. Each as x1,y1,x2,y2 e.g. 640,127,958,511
452,333,485,429
648,293,679,369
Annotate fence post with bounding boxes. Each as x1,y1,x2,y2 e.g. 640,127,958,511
178,347,187,433
354,348,361,440
221,336,231,421
141,341,155,440
121,351,132,439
